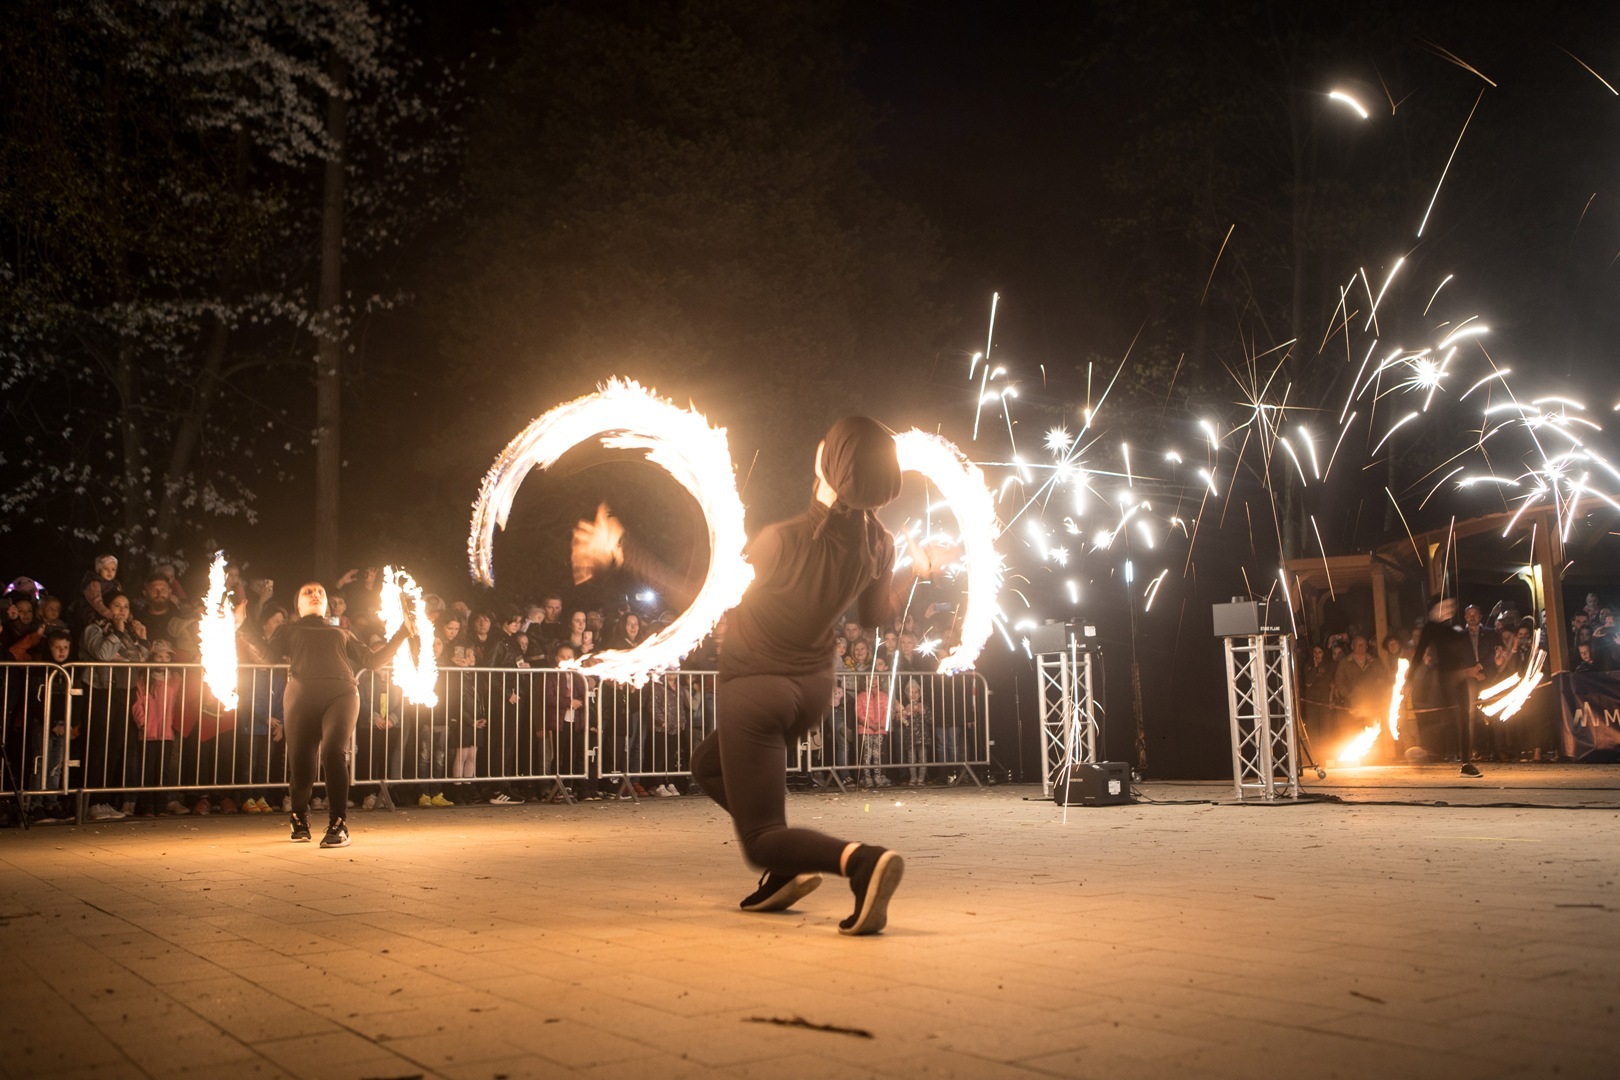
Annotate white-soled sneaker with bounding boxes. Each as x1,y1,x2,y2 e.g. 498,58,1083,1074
740,870,823,912
839,845,905,936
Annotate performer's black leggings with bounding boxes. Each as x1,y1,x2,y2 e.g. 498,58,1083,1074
690,670,847,876
285,677,359,825
1438,671,1474,763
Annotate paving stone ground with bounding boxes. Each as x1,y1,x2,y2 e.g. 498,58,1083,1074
3,765,1619,1080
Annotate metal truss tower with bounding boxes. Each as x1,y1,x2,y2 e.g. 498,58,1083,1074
1222,634,1300,800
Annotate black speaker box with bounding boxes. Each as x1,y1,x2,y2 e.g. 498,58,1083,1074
1053,761,1133,805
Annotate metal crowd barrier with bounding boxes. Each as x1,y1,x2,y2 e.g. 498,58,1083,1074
596,671,719,794
2,662,991,819
0,662,73,803
800,670,991,790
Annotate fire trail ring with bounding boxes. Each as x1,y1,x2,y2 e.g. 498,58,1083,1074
892,429,1002,675
469,379,753,686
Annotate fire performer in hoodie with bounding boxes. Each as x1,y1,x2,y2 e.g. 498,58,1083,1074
572,416,953,935
268,583,413,848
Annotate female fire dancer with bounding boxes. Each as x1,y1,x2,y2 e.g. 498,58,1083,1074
572,416,953,934
266,583,411,847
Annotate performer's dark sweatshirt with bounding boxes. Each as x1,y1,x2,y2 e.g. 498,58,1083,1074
271,615,406,682
623,498,897,681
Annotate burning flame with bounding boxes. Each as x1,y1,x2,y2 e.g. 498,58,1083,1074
1386,657,1410,741
200,552,238,712
469,378,753,686
1338,722,1381,765
379,566,437,707
1478,648,1547,720
893,429,1003,674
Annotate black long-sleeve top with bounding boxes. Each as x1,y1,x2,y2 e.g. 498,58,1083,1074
1411,617,1473,677
622,499,896,680
270,615,407,683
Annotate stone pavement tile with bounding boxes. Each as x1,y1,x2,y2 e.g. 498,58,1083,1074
114,1022,259,1075
149,1054,295,1080
380,1031,527,1071
0,1016,132,1075
839,1041,1063,1080
1174,1026,1512,1080
499,1016,663,1068
252,1030,439,1078
718,1049,891,1080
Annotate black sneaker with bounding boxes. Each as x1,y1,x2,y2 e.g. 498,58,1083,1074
839,845,905,936
320,819,351,848
289,813,312,842
740,870,823,912
1460,762,1483,778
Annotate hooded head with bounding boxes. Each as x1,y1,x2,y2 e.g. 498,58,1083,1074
817,416,901,511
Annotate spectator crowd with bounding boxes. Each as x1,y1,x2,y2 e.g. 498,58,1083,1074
2,553,982,824
1298,591,1620,766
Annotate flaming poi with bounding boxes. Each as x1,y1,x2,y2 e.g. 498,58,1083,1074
893,429,1003,675
199,552,238,712
1386,656,1410,741
379,566,438,707
469,378,753,686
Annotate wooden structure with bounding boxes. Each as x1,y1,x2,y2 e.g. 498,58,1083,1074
1284,503,1593,674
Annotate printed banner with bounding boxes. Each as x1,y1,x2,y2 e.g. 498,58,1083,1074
1557,672,1620,763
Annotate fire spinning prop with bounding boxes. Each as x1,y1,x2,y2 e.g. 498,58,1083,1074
200,552,238,712
469,379,753,686
893,429,1003,675
378,566,438,707
1386,657,1410,741
1478,649,1548,720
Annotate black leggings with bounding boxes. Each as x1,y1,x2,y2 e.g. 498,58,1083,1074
285,677,359,825
690,670,847,876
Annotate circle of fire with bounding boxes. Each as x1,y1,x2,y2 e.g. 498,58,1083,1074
893,429,1003,675
469,379,753,686
379,566,438,706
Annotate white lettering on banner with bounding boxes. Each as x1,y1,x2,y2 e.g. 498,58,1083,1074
1576,701,1620,728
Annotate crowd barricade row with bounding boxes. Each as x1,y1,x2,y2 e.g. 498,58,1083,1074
0,662,74,802
1,662,992,819
802,670,992,790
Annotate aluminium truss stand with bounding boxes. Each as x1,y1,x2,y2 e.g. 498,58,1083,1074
1222,633,1301,800
1036,640,1102,798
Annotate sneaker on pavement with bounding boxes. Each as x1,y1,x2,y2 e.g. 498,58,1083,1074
319,819,351,849
280,796,293,813
430,793,454,808
632,783,650,798
490,793,524,805
740,870,823,912
839,845,905,936
166,800,191,816
218,797,239,814
289,813,312,842
361,794,378,811
310,796,327,811
89,803,126,821
241,798,259,814
192,798,212,816
418,793,434,807
1461,762,1483,778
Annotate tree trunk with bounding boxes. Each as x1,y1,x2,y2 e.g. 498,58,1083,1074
153,316,229,557
314,52,349,580
113,344,147,550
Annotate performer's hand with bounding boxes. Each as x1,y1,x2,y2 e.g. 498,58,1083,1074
904,533,961,580
572,502,625,584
